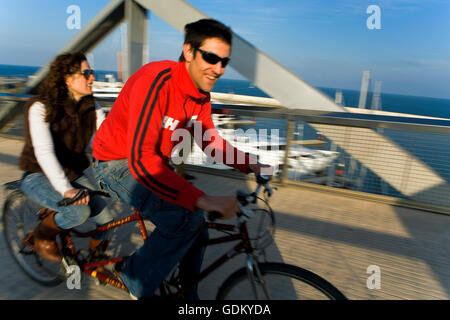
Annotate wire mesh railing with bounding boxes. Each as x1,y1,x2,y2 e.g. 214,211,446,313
204,106,450,214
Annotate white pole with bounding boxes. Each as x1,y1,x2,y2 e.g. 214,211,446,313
358,70,370,109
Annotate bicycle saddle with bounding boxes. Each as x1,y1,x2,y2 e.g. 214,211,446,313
3,180,22,191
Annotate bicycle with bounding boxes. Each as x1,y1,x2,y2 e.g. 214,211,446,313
2,175,347,300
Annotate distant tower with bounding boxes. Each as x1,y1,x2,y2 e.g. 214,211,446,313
335,90,344,106
358,70,370,108
120,23,128,82
117,51,123,82
371,80,382,110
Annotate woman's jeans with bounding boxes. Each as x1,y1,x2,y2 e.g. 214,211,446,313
20,168,114,241
92,158,208,299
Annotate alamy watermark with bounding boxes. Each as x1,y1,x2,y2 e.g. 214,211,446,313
66,264,81,290
366,265,381,290
366,5,381,30
170,121,279,176
66,5,81,30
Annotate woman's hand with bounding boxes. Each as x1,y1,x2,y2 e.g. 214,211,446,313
196,195,239,220
63,189,90,206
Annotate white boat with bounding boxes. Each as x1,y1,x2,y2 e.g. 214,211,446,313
181,114,339,177
92,79,123,98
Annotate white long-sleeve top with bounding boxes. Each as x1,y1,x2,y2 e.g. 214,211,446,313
28,101,106,196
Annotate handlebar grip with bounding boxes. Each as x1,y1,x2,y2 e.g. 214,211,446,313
56,190,111,207
237,190,249,206
207,211,223,221
56,198,72,207
91,190,111,198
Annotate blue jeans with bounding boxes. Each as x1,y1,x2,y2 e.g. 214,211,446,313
92,158,208,299
20,169,114,241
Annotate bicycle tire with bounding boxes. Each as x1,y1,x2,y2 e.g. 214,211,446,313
216,262,347,300
3,190,64,287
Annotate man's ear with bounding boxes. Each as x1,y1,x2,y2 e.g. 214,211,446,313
182,43,194,63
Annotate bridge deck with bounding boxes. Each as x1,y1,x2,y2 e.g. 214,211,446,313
0,136,449,300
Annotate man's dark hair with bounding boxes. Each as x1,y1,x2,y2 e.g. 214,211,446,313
179,19,232,62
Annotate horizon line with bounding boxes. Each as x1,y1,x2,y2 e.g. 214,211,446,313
0,63,449,101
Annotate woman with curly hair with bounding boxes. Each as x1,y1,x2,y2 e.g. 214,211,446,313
18,52,113,262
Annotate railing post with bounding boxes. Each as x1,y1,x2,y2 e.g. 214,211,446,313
279,120,295,185
326,141,337,186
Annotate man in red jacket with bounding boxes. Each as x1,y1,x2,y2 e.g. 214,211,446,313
92,18,272,299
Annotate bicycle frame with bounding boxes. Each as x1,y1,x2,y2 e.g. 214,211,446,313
22,206,257,297
165,220,257,299
8,177,346,300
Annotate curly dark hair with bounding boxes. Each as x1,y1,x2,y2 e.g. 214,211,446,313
37,52,87,123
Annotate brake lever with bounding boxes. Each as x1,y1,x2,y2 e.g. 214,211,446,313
237,202,252,222
263,184,274,197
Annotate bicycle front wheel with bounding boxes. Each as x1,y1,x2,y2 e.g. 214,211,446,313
216,262,347,300
3,190,64,287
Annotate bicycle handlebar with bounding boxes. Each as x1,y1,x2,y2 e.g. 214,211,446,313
56,189,110,207
207,174,274,222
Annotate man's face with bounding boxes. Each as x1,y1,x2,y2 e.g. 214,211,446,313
184,37,231,93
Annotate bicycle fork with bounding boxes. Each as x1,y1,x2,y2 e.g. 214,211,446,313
245,254,272,300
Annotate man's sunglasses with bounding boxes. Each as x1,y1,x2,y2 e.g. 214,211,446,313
196,48,230,68
76,69,95,79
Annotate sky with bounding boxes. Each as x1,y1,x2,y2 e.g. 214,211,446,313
0,0,449,99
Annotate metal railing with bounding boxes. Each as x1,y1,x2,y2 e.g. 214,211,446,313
208,105,450,215
2,94,450,214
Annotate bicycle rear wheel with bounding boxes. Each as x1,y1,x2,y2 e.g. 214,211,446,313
3,190,64,286
216,262,347,300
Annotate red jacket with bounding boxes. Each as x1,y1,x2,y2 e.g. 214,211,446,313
92,60,251,211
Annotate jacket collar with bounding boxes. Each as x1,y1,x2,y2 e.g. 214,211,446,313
173,61,210,102
63,95,95,117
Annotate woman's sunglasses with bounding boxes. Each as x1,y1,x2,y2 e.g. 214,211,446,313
76,69,95,79
196,48,230,68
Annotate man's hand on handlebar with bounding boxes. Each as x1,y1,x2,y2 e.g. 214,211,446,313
249,162,274,180
63,189,90,206
196,164,275,221
196,195,239,220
